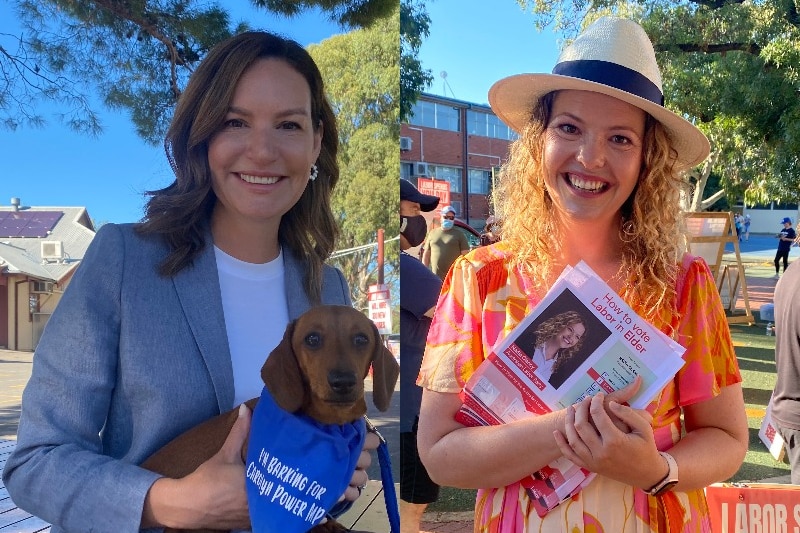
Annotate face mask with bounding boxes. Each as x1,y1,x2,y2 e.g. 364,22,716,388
400,215,427,247
442,219,455,230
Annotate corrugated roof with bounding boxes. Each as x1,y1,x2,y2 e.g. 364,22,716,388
0,243,56,280
0,206,96,283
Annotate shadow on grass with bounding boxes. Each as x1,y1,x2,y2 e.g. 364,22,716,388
733,461,791,483
743,387,775,407
737,358,777,373
427,486,478,513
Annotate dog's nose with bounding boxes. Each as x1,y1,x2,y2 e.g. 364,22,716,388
328,370,357,394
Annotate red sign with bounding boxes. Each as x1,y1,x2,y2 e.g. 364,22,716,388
706,483,800,532
367,284,392,335
417,178,451,209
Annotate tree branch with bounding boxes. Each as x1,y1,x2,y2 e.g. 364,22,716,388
656,41,761,56
90,0,183,100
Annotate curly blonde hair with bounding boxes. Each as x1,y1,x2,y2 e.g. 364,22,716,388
494,91,689,325
534,311,586,375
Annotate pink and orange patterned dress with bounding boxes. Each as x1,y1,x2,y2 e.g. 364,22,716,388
417,242,742,532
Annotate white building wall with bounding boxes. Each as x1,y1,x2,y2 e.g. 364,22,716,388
742,207,800,235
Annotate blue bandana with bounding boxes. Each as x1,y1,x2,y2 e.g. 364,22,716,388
245,387,366,532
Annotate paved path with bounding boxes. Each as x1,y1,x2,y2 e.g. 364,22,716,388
0,351,30,441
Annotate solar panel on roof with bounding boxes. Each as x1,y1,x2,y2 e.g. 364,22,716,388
0,211,63,238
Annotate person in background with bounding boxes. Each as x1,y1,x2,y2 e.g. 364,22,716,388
422,205,469,279
3,31,377,533
734,213,743,242
399,179,443,533
744,214,751,241
772,260,800,483
774,217,796,279
417,17,748,531
479,215,501,246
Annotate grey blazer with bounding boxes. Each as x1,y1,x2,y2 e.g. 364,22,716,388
2,223,351,533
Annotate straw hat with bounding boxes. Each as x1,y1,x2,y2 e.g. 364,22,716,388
488,16,710,171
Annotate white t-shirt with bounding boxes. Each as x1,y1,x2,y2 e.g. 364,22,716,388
529,344,555,383
214,245,289,407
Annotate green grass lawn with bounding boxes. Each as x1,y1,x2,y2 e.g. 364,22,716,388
427,320,790,513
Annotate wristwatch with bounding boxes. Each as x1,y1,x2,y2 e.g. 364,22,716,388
646,451,679,496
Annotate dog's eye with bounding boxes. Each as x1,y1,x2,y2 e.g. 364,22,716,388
304,334,321,347
353,333,369,346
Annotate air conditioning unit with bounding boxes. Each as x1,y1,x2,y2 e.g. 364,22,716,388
31,280,54,293
415,162,431,176
41,240,63,260
400,136,413,151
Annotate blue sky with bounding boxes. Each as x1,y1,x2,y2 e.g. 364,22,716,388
418,1,562,105
1,1,565,225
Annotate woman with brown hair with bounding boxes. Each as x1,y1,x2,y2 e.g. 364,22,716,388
4,31,376,532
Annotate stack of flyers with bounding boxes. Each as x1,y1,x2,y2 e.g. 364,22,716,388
455,261,686,516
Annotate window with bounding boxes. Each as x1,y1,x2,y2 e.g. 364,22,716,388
430,165,462,193
31,280,54,293
469,169,490,194
466,110,518,141
467,110,488,137
489,114,517,141
409,100,460,132
400,162,413,181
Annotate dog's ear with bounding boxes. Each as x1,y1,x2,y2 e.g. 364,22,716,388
369,322,399,412
262,320,305,413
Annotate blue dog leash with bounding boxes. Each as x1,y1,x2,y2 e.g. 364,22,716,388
324,417,399,532
365,416,400,533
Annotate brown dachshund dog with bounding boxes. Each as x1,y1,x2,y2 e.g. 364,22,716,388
142,305,400,533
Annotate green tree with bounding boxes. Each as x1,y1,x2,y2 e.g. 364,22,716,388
400,0,433,122
309,10,400,316
252,0,396,27
1,0,392,144
516,0,800,207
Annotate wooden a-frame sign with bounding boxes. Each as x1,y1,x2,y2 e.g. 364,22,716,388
686,212,754,324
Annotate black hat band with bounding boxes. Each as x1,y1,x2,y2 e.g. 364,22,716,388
553,59,664,106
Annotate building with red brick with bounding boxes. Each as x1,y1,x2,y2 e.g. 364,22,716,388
401,92,515,230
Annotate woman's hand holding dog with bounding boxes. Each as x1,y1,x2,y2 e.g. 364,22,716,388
142,403,253,529
341,431,379,502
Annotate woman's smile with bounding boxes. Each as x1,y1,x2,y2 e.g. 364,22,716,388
543,90,645,224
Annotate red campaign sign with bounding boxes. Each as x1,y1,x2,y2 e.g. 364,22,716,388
417,178,451,208
706,483,800,532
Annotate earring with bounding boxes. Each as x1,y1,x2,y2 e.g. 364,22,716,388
622,219,635,236
309,164,319,182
